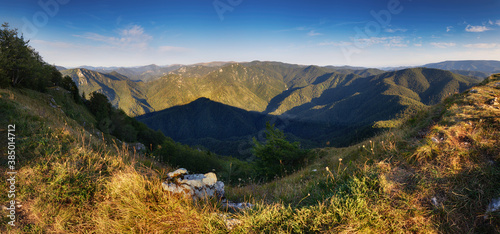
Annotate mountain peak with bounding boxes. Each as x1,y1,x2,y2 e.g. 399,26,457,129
193,97,211,102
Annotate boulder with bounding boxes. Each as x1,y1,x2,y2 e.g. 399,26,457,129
128,142,146,151
162,168,225,200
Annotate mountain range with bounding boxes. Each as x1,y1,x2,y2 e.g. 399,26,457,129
60,61,487,157
423,60,500,74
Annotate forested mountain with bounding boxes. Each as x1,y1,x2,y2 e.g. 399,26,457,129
424,60,500,74
61,68,154,116
130,65,480,157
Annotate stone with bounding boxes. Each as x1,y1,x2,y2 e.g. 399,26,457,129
485,197,500,219
486,97,498,106
130,142,146,151
431,197,440,207
162,169,253,210
162,168,225,201
487,198,500,213
222,201,254,211
470,89,479,93
167,168,188,179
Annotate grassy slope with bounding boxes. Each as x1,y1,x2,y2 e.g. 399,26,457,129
0,87,220,233
0,74,498,233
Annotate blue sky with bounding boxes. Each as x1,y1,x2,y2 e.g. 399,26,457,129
1,0,500,67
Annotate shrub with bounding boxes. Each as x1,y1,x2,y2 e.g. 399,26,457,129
253,122,311,181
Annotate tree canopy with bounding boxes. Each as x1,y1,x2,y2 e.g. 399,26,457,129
253,122,311,180
0,22,62,91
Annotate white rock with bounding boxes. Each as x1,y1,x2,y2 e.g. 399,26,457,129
487,198,500,213
163,169,225,201
167,168,188,179
431,197,439,207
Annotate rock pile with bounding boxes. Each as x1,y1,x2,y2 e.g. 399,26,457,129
162,168,254,211
162,168,225,201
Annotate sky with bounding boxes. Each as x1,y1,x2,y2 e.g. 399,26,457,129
1,0,500,68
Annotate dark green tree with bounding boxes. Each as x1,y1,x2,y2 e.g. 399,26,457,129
253,122,311,180
0,22,58,91
61,75,81,103
50,66,63,86
88,91,112,121
0,23,43,88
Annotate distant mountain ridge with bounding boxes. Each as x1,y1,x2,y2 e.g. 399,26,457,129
423,60,500,74
62,62,481,120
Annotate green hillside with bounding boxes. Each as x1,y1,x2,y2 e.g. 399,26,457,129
61,68,154,116
62,61,390,117
136,67,481,157
145,63,287,113
281,68,480,125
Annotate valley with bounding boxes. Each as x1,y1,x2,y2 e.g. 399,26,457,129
62,62,485,157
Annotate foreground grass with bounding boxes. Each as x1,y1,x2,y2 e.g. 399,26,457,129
0,74,499,233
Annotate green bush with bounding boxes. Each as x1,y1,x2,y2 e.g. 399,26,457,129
253,122,311,181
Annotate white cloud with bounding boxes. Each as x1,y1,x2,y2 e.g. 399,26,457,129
414,43,422,47
318,41,352,47
307,30,322,36
465,25,490,32
463,43,498,49
430,42,456,48
75,25,153,50
446,26,453,32
384,28,407,33
496,20,500,26
355,36,408,48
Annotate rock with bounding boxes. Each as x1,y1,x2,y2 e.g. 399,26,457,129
470,89,479,93
431,197,440,207
167,168,188,179
162,168,225,201
487,198,500,213
486,97,498,106
128,142,146,151
162,169,253,210
222,201,254,211
431,137,439,143
485,197,500,219
493,82,500,88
